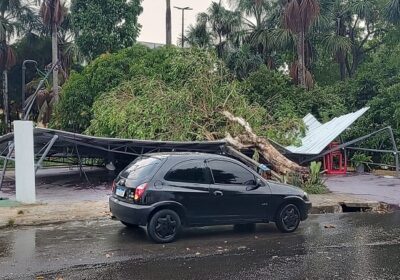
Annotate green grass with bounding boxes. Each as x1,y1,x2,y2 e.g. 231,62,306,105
303,184,329,194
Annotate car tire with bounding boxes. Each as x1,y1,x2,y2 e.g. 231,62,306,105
275,203,301,233
121,221,139,228
233,223,256,232
147,209,181,243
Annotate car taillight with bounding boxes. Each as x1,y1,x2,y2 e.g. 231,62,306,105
111,181,116,192
134,183,148,201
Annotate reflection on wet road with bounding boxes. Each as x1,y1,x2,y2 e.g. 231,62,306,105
0,212,399,279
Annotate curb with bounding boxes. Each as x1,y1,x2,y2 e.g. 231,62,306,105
311,201,396,214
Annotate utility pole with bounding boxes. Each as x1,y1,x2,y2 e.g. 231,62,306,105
166,0,172,45
174,6,193,48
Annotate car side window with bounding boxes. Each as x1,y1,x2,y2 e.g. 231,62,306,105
164,160,208,184
207,160,256,185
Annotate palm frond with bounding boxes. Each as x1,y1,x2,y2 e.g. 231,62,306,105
385,0,400,25
270,28,295,50
299,0,320,30
350,0,375,21
284,0,301,33
40,0,64,27
321,33,352,55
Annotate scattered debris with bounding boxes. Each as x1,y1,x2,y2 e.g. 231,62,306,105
195,252,201,256
6,219,15,227
324,224,336,229
237,246,247,250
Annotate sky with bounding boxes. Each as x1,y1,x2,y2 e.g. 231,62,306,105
138,0,221,45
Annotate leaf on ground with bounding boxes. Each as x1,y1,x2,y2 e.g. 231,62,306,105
324,224,336,228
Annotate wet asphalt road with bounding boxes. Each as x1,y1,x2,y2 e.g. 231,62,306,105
0,212,399,280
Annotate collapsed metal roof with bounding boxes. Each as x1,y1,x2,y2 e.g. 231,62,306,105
285,107,369,155
0,108,370,166
0,128,227,162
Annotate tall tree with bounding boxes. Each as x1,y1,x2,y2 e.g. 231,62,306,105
39,0,64,101
166,0,171,45
71,0,143,59
187,1,241,57
229,0,283,68
0,0,36,131
317,0,390,80
186,20,212,48
284,0,320,88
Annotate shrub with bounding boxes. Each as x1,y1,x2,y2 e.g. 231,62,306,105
302,161,329,194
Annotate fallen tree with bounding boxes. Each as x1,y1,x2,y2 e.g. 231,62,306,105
80,47,306,175
222,111,308,175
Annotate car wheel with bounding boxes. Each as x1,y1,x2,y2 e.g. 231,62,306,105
233,223,256,232
275,203,301,233
147,209,181,243
121,221,139,228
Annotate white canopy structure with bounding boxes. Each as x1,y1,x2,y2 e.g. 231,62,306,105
285,108,370,155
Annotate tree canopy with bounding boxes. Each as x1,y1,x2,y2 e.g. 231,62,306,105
51,45,304,145
71,0,143,59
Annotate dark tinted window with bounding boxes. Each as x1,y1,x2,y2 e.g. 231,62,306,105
208,160,255,185
165,161,207,184
120,157,162,180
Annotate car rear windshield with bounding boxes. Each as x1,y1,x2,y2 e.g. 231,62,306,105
119,157,162,180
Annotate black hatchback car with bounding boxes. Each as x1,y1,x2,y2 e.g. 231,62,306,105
109,153,311,243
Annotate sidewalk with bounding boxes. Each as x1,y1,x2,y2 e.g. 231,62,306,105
325,173,400,207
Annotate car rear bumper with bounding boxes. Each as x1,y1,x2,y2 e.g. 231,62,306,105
109,196,153,226
301,201,312,221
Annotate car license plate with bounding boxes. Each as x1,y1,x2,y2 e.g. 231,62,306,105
116,187,126,197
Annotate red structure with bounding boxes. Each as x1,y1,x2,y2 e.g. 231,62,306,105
324,142,347,174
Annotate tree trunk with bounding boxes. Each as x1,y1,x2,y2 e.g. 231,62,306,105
337,19,347,81
337,51,346,81
166,0,172,45
52,24,59,102
222,111,308,175
2,70,8,132
297,31,306,87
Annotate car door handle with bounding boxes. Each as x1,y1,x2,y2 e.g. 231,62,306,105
213,190,223,197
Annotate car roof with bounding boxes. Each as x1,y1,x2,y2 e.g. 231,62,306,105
145,152,231,160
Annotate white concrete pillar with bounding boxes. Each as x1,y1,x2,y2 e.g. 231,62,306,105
14,121,36,203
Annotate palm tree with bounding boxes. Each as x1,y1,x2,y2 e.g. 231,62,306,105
0,0,37,131
186,21,212,48
316,0,385,80
229,0,283,68
317,0,352,80
39,0,64,101
166,0,172,45
229,0,270,29
188,1,241,58
284,0,320,88
385,0,400,25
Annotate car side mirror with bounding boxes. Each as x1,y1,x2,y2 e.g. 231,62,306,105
246,178,262,191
